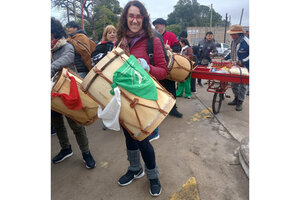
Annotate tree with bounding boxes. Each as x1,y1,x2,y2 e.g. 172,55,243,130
167,0,224,29
51,0,121,40
166,24,182,36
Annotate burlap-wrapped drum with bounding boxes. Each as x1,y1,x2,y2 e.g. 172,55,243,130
81,47,176,141
166,50,193,82
51,68,99,126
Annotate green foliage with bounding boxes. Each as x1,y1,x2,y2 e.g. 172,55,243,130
51,0,121,40
93,6,119,40
166,24,182,36
167,0,224,29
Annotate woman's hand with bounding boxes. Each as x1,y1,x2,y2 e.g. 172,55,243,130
138,58,150,72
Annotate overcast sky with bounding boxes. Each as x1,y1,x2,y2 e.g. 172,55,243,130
118,0,249,26
52,0,249,26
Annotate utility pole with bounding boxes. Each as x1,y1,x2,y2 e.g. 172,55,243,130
210,4,213,31
74,0,77,21
224,13,228,43
82,0,85,30
67,6,70,23
239,8,244,25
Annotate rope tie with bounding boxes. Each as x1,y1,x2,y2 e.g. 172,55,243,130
130,98,139,108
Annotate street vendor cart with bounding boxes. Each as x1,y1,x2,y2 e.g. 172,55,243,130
191,61,249,114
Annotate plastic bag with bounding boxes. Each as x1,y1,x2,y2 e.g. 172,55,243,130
97,87,121,131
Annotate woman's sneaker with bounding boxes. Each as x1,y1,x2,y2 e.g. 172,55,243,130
118,168,144,186
52,147,73,164
149,178,162,196
148,129,160,142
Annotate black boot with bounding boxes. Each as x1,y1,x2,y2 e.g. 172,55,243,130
169,107,183,118
236,100,243,111
228,97,238,106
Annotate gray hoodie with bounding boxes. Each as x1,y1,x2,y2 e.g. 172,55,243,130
51,42,76,77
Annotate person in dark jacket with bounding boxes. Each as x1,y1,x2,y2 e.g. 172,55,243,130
153,17,183,118
116,1,167,196
91,25,117,131
91,25,117,68
196,31,218,86
66,21,96,78
51,17,96,169
224,25,249,111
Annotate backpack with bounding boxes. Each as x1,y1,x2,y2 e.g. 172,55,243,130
115,32,169,66
67,34,96,70
146,31,169,65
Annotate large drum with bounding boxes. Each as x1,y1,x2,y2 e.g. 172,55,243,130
81,47,176,141
51,68,99,126
166,50,193,82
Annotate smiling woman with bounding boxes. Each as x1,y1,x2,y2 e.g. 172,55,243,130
114,0,169,197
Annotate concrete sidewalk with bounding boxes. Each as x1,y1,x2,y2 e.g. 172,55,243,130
51,83,249,200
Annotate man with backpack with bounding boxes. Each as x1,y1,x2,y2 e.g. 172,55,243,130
152,18,183,118
66,21,96,78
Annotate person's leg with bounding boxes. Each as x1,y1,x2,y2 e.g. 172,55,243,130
197,78,203,86
191,78,196,92
161,79,182,118
184,76,191,98
51,111,73,163
51,111,70,150
66,117,96,168
235,84,248,111
176,82,184,97
148,127,160,142
137,137,161,196
228,83,239,105
65,117,89,153
118,127,144,186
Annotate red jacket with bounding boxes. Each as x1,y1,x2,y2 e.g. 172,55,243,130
162,31,179,48
129,36,168,80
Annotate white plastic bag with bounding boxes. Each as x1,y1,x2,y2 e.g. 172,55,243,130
97,87,121,131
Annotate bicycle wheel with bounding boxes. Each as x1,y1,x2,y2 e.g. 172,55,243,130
212,93,223,114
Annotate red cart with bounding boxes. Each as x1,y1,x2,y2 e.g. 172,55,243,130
191,61,249,114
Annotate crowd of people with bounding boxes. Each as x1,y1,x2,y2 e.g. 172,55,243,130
51,0,249,197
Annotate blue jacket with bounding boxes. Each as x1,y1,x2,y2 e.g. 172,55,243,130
224,36,249,70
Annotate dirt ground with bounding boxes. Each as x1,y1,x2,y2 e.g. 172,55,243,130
51,83,249,200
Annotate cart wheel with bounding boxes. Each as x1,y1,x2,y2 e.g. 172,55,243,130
212,93,223,114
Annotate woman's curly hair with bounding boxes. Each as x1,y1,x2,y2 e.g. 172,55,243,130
117,0,153,40
51,17,66,39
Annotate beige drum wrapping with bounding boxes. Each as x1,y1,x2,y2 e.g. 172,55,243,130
81,47,176,141
166,50,193,82
51,68,99,126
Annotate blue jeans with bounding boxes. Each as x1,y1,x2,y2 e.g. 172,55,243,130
122,126,156,169
77,71,88,79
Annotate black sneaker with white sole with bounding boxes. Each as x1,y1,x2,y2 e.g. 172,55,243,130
52,147,73,164
82,151,96,169
118,168,144,186
149,178,162,197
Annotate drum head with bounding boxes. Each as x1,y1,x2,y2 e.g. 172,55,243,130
167,50,174,70
51,69,63,90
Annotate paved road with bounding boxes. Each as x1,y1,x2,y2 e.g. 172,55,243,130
51,83,249,200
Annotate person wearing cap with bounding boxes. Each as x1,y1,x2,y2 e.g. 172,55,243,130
51,17,96,169
224,25,249,111
152,18,183,118
196,31,218,87
66,21,96,79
